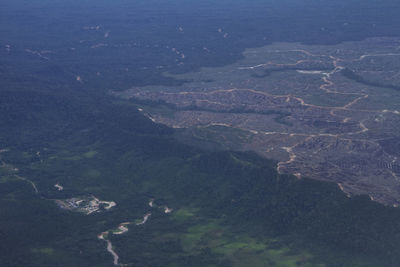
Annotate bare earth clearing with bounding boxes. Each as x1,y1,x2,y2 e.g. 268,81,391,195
114,38,400,206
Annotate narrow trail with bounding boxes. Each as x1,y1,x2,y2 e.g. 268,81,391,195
236,49,374,117
277,136,314,176
136,213,151,225
203,49,385,178
275,119,370,177
98,234,120,266
356,53,400,61
150,77,392,117
277,146,297,174
98,199,173,266
149,67,378,183
235,50,380,179
0,153,40,195
98,212,152,267
98,220,137,266
15,174,39,194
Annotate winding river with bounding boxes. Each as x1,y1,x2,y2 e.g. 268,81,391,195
98,212,152,266
98,198,174,266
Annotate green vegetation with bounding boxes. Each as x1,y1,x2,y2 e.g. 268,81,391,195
2,89,400,266
3,1,400,265
341,68,400,91
31,248,55,256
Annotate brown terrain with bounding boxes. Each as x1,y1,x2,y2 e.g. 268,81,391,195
114,37,400,206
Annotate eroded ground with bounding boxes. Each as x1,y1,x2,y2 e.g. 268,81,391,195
114,37,400,205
